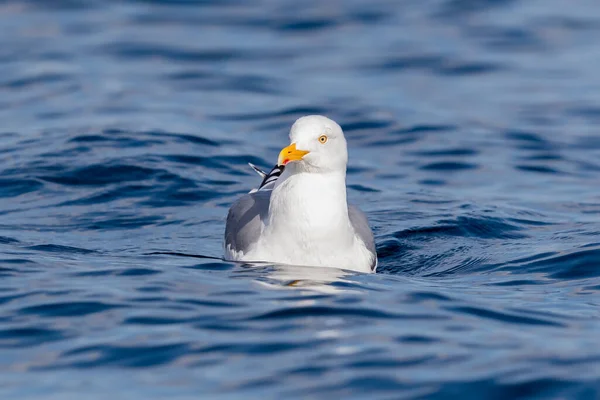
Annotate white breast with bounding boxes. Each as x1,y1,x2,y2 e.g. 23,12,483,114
240,171,374,273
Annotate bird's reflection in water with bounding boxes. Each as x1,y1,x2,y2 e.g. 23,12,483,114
233,262,361,293
147,252,362,293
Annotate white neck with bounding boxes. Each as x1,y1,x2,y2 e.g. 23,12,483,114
266,170,352,243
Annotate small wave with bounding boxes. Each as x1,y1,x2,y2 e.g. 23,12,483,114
393,216,527,241
0,236,19,244
447,305,565,327
20,301,124,317
0,327,68,348
38,164,163,186
212,105,329,122
2,73,71,90
516,165,563,174
0,178,43,198
371,55,502,76
412,148,478,157
249,305,445,321
57,343,191,369
26,244,97,254
503,247,600,280
420,161,478,171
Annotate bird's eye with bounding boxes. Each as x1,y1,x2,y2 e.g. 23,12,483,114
318,135,328,144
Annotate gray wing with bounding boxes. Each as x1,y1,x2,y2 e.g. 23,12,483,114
348,205,377,270
225,190,271,256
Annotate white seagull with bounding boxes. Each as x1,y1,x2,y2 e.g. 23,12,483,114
224,115,377,273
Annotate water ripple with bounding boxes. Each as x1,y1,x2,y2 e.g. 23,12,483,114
1,0,600,398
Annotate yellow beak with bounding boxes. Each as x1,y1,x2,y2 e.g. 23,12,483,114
277,143,310,166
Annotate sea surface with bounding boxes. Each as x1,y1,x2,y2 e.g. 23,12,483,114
1,0,600,398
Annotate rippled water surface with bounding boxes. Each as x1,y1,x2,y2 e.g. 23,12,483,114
1,0,600,398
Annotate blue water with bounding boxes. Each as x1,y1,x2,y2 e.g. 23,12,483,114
1,0,600,398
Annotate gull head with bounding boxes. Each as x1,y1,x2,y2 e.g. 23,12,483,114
277,115,348,173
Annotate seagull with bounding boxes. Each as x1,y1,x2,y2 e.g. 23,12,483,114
224,115,377,273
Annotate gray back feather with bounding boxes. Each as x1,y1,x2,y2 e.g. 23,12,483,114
225,190,271,254
348,205,377,270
